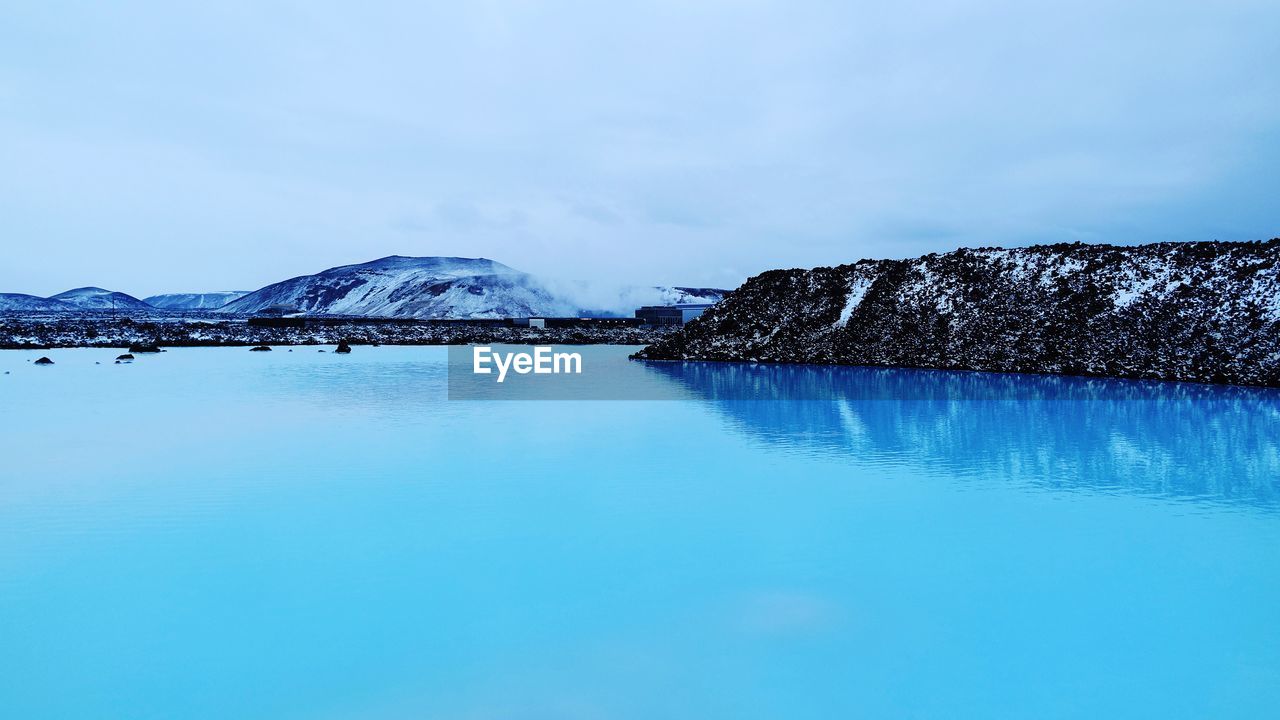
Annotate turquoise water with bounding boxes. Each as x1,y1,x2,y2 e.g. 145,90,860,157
2,346,1278,719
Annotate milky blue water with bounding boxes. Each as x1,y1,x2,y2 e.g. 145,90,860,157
2,346,1278,719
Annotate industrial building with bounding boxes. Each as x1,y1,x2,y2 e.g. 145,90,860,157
634,304,715,326
246,315,645,329
512,317,644,329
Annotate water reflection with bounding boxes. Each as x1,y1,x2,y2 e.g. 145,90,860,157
641,361,1280,508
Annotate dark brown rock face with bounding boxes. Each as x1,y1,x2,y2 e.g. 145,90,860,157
633,240,1280,388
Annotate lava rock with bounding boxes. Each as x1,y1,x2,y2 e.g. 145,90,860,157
34,356,54,365
249,346,272,352
335,341,352,354
116,354,135,361
128,344,162,353
635,239,1280,387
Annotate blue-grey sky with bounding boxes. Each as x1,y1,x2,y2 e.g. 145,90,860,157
3,1,1278,297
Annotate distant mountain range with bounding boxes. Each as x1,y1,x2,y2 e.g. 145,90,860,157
144,291,251,310
0,256,729,318
0,287,161,313
0,293,77,313
50,287,155,312
219,256,578,318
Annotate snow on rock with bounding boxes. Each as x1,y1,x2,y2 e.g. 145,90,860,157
219,256,580,319
0,313,674,349
0,293,77,313
50,287,154,312
634,240,1280,388
144,291,250,310
835,276,874,327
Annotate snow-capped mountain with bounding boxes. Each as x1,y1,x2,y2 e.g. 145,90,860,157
634,240,1280,388
0,259,730,319
144,291,250,310
50,287,154,311
219,256,579,318
0,293,77,313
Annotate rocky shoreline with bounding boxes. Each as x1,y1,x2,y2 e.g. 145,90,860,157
634,240,1280,388
0,313,672,350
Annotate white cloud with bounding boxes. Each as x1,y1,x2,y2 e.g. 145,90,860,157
1,0,1277,296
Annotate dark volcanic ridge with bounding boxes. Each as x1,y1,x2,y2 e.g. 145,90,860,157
633,239,1280,388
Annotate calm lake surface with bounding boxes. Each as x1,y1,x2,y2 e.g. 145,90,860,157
2,346,1278,719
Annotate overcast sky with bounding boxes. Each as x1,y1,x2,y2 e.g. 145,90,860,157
2,0,1278,297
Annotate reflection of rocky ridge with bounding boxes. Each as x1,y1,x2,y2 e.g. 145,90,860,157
640,360,1280,508
635,240,1280,387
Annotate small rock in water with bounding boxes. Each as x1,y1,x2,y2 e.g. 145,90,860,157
249,346,272,352
335,341,352,354
128,344,162,354
318,349,326,353
34,357,54,365
116,354,135,361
